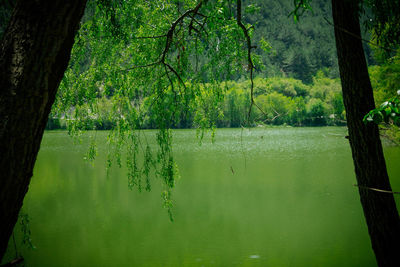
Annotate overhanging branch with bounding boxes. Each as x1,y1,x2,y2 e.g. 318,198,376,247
236,0,266,123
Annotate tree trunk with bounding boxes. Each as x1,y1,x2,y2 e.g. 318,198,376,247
331,0,400,266
0,0,87,260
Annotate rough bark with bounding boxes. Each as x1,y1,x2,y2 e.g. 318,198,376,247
0,0,87,260
331,0,400,266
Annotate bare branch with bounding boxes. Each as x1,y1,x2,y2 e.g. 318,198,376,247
236,0,262,124
188,13,207,35
161,0,204,62
164,62,187,91
164,64,180,121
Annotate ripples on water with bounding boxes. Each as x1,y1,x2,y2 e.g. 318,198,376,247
6,127,399,267
172,127,349,160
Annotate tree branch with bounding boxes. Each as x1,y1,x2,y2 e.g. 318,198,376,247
236,0,264,124
161,0,204,62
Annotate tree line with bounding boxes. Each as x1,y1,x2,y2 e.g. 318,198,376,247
46,54,400,132
46,71,345,130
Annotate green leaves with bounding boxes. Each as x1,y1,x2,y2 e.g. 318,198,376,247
19,212,36,250
364,91,400,125
289,0,313,22
259,37,273,54
245,4,261,14
84,137,98,165
54,0,259,219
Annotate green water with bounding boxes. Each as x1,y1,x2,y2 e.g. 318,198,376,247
4,127,400,266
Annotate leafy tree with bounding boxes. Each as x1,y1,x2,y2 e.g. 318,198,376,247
367,49,400,143
222,83,251,127
256,92,294,124
265,77,310,97
291,96,308,126
0,0,259,260
310,70,341,101
306,98,328,125
369,49,400,105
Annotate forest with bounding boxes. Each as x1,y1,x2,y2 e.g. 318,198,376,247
39,0,399,134
1,0,400,266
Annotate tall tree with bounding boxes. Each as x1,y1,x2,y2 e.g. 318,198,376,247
0,0,87,260
331,0,400,265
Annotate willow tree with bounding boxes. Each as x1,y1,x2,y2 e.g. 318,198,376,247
0,0,258,261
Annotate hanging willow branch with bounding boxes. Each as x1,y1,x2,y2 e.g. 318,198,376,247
124,0,206,85
124,0,266,125
236,0,267,124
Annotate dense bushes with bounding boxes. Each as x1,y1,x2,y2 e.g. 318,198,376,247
219,72,344,127
47,71,346,130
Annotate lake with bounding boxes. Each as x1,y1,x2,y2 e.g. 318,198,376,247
4,127,400,266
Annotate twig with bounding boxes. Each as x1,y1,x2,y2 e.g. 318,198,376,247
354,184,400,195
236,0,267,124
323,16,395,53
164,62,187,91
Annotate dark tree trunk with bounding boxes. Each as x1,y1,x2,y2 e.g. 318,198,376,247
0,0,87,260
331,0,400,266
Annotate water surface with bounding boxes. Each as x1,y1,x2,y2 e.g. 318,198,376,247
5,127,400,266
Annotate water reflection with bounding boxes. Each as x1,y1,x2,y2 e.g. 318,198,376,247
5,127,398,266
